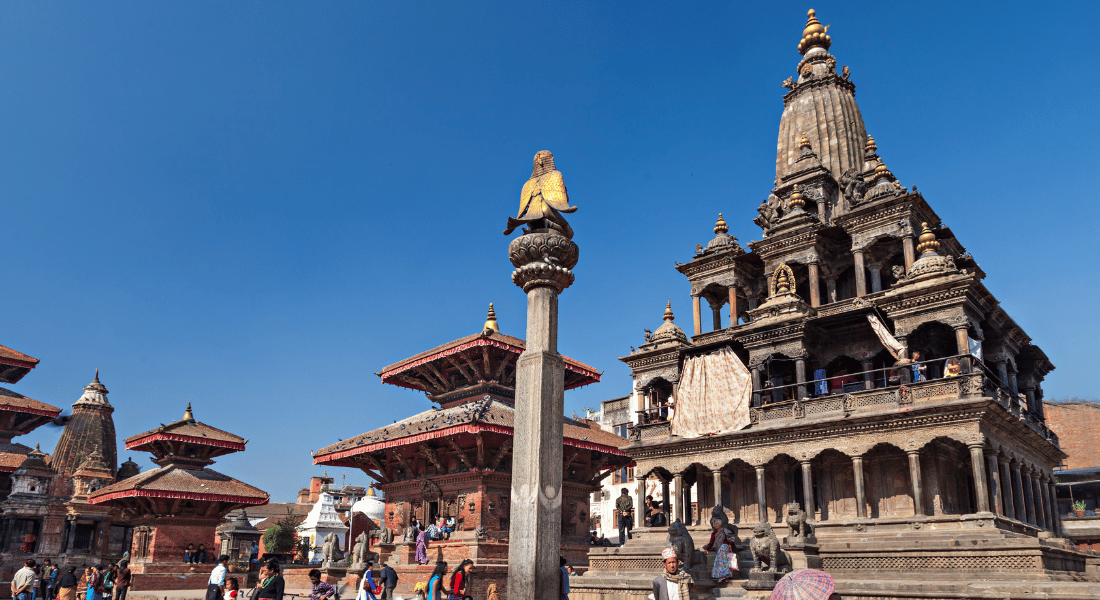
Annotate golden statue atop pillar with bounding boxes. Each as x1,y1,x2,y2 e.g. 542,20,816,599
503,150,578,239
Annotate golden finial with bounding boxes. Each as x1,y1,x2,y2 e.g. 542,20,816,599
788,184,806,211
916,222,940,256
798,132,812,152
798,9,832,55
713,213,728,235
775,268,792,295
663,301,675,322
865,135,877,154
871,160,894,183
483,303,500,334
183,402,194,422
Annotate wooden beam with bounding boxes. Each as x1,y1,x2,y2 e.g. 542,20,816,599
492,353,514,382
445,437,473,470
589,468,616,486
390,449,416,478
588,453,610,480
425,363,452,390
490,438,512,471
413,368,447,394
480,347,493,379
170,498,183,515
462,353,484,382
361,453,392,483
446,357,476,385
418,443,445,472
475,433,486,469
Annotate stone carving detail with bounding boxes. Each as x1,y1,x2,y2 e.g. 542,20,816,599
379,525,393,545
781,77,795,89
749,522,785,573
352,531,369,564
898,385,912,405
749,407,760,425
755,193,784,232
792,399,805,419
839,168,867,206
667,520,704,574
508,232,579,293
419,478,442,501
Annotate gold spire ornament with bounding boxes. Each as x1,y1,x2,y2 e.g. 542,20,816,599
916,222,941,256
714,213,728,235
865,135,877,154
483,303,500,334
788,184,806,211
663,301,675,321
799,132,812,152
503,150,578,239
798,9,832,55
772,263,796,296
183,402,195,422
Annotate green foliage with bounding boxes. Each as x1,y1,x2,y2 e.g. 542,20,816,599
1072,500,1087,511
262,511,301,555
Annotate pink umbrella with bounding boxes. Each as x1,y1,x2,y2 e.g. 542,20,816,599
771,569,835,600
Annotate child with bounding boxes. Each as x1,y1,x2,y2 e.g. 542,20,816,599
413,581,428,599
224,578,239,600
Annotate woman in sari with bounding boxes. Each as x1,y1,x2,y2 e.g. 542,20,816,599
56,568,77,600
702,517,737,583
415,526,430,565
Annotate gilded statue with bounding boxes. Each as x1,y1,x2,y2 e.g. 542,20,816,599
503,150,578,239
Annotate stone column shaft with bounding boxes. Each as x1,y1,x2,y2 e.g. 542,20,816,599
861,359,874,390
969,445,990,513
986,452,1003,516
751,366,763,408
1011,464,1026,524
728,287,739,327
795,357,807,400
661,479,671,524
853,456,867,519
869,266,882,293
1042,478,1055,533
801,460,815,518
902,235,916,271
713,470,724,510
636,475,647,529
807,262,821,307
954,325,972,371
907,450,925,516
1023,471,1036,526
755,465,767,523
1000,459,1016,520
692,295,702,337
853,249,867,297
1048,482,1063,536
711,303,723,332
673,473,684,524
825,277,837,303
1032,474,1046,530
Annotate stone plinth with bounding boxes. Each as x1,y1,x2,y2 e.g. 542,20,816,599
782,542,821,570
741,570,780,591
319,566,346,586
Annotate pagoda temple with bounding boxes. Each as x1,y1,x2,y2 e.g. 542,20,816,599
312,306,630,598
574,8,1093,600
89,403,269,570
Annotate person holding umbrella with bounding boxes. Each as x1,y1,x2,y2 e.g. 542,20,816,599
771,569,842,600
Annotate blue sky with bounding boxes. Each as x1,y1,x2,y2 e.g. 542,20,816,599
1,1,1094,502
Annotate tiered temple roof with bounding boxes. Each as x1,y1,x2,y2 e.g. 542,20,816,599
0,344,40,385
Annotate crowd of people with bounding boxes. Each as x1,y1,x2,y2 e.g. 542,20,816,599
9,558,133,600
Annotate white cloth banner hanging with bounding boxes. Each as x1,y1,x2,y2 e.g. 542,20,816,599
867,314,906,360
670,348,752,438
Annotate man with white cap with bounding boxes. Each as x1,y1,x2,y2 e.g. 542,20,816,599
649,547,693,600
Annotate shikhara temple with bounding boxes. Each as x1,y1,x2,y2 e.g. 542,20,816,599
312,305,631,598
573,8,1095,600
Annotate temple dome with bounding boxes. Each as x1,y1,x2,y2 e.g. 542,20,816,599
776,9,867,184
651,302,688,344
352,487,385,522
117,456,140,481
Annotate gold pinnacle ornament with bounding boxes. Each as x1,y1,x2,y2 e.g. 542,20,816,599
788,184,806,211
714,213,729,235
798,9,832,55
916,222,941,256
483,303,500,334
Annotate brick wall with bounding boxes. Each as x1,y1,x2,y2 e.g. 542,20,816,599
147,520,221,563
1044,401,1100,470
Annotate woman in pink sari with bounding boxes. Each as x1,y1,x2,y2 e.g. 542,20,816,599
415,526,429,565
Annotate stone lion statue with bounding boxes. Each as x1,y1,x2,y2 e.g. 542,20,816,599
322,532,343,564
379,525,393,544
749,522,786,573
666,519,705,574
352,531,369,564
785,503,815,543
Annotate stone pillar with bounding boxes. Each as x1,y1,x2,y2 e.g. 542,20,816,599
751,365,763,408
1023,387,1038,414
807,261,821,307
1011,462,1026,524
728,286,739,327
795,356,807,400
1047,481,1063,536
712,469,724,511
954,324,971,372
755,465,767,523
59,517,72,554
999,458,1016,520
986,451,1003,516
1041,476,1055,533
800,460,815,518
1031,472,1046,530
853,249,867,297
636,476,647,528
852,456,867,519
868,264,883,293
692,295,702,337
996,362,1010,388
968,443,990,513
902,234,916,271
825,277,837,304
711,301,723,332
907,449,925,517
506,229,578,600
673,473,684,524
862,359,874,390
1023,470,1036,526
661,479,671,524
1008,369,1019,395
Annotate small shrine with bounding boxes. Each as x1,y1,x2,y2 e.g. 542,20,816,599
89,403,268,577
312,306,630,598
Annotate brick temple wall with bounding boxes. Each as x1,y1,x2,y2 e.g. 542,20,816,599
1044,401,1100,470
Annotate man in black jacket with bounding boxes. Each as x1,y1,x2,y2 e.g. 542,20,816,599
378,564,398,599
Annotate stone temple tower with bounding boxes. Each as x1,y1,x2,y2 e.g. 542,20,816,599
49,371,117,479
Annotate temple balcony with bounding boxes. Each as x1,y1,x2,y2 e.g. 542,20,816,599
626,367,1058,447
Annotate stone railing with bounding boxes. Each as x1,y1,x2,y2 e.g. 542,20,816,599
626,371,1059,447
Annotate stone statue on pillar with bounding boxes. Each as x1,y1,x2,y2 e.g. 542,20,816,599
503,150,579,600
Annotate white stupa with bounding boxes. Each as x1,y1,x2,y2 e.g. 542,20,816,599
352,486,385,522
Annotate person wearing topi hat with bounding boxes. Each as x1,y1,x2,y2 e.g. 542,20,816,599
649,548,693,600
